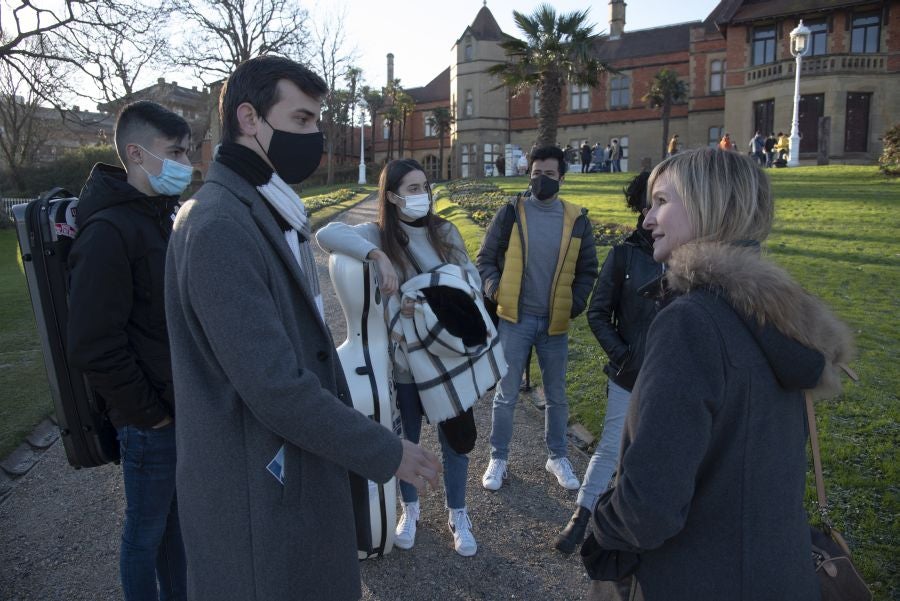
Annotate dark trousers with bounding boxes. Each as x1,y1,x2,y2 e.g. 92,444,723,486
118,424,186,601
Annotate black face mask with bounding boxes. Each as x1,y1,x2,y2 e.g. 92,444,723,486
529,175,560,201
257,116,324,184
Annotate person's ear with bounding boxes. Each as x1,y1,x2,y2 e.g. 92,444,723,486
559,173,565,184
124,143,144,166
236,102,261,138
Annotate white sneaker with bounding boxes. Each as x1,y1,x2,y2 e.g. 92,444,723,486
481,458,508,491
545,457,580,490
448,507,478,557
394,500,419,550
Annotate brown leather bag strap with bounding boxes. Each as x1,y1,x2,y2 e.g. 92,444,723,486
804,391,828,512
805,364,858,557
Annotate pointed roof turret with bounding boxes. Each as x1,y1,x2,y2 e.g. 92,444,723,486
458,5,504,43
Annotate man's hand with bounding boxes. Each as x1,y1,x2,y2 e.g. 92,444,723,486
395,439,442,492
152,415,173,429
368,249,399,297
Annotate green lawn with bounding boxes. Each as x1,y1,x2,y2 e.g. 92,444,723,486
0,186,375,460
444,166,899,599
0,227,53,460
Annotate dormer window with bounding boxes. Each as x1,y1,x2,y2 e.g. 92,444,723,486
465,44,474,61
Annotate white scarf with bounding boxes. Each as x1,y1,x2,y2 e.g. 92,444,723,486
256,173,324,320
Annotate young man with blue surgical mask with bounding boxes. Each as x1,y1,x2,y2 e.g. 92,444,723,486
67,100,192,600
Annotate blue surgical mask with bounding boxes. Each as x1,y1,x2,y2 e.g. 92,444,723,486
139,146,193,196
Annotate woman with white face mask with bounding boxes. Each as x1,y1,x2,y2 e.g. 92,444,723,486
316,158,481,557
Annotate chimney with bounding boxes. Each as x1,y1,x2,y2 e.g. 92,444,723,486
609,0,626,40
157,77,165,85
73,105,80,112
192,86,197,91
172,81,178,87
387,53,394,86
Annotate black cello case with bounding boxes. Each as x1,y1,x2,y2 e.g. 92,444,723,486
12,188,119,468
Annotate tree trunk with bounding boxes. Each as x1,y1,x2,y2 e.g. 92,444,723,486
661,103,671,161
388,122,394,160
536,78,562,149
438,137,445,182
326,133,335,185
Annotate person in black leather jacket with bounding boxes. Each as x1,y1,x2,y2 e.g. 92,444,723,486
554,170,662,554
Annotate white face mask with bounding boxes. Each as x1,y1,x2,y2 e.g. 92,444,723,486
392,192,431,220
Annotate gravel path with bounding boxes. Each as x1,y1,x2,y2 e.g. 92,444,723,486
0,196,595,600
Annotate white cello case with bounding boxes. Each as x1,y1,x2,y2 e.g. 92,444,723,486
329,252,399,559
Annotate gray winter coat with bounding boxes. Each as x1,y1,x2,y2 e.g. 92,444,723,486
165,161,403,601
587,241,855,601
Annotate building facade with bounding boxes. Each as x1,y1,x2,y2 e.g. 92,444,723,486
373,0,898,177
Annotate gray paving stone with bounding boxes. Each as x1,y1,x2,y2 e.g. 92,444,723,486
0,443,40,477
0,470,12,503
27,419,60,449
568,423,595,449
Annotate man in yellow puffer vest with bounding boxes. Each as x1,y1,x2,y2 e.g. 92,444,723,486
476,145,598,493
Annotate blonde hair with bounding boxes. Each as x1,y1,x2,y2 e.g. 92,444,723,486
648,147,773,243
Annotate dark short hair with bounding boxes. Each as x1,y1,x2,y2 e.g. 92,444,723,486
528,145,566,176
114,101,190,165
623,171,651,213
219,55,328,144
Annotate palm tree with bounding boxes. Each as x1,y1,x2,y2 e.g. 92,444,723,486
642,68,688,160
359,85,384,160
426,107,454,180
488,5,610,148
394,90,415,156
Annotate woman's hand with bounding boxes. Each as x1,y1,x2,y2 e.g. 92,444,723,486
368,249,399,297
400,296,416,317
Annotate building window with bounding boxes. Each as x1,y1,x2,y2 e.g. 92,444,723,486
851,13,880,54
753,99,775,139
532,90,541,116
424,115,436,137
610,76,630,108
570,83,590,111
423,155,439,180
461,143,477,178
752,26,776,65
464,90,474,117
708,126,724,148
709,59,725,94
465,44,473,61
807,20,828,56
382,119,390,140
483,143,501,176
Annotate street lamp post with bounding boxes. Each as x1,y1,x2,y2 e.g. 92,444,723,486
788,20,811,167
358,113,367,185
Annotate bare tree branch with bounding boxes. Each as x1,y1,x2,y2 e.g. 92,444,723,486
168,0,310,84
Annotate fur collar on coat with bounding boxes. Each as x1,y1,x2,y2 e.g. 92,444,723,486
664,241,856,400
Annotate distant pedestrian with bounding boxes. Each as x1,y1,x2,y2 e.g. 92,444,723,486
667,134,680,157
495,154,506,177
764,132,777,167
610,139,622,172
749,131,765,165
581,142,592,173
516,153,529,175
603,144,612,172
718,132,735,151
592,143,603,171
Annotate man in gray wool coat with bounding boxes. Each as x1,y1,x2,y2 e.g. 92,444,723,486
164,55,441,600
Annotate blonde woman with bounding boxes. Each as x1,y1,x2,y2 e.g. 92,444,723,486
583,147,854,601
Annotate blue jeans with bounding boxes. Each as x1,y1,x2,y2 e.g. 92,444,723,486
118,424,186,601
576,379,630,510
396,383,469,509
490,314,569,461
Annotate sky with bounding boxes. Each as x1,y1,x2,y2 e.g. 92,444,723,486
343,0,722,91
1,0,722,105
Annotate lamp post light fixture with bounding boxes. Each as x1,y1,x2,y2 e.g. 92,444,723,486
358,112,367,185
788,19,811,167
